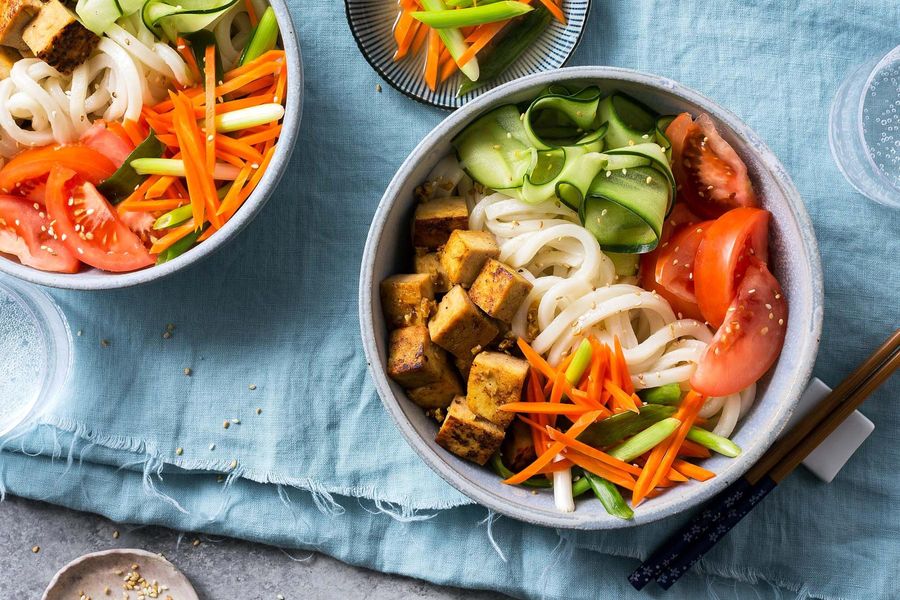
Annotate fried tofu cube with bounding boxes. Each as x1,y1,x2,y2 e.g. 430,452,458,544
435,396,505,465
381,273,435,329
386,325,452,388
0,47,20,79
428,285,498,358
407,368,463,409
0,0,40,51
414,251,450,294
22,0,98,74
454,353,474,381
468,259,533,323
440,230,500,287
413,196,469,248
466,351,529,428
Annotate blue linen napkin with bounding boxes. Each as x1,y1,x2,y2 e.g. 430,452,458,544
2,1,900,598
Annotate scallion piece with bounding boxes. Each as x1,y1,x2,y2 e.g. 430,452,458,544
130,158,239,180
156,227,203,264
564,338,593,385
153,204,193,230
240,6,279,66
214,104,284,133
686,427,742,458
607,417,681,462
413,1,532,29
585,473,634,520
638,383,683,406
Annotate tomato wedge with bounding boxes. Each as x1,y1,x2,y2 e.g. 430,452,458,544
654,219,714,305
639,203,705,321
690,259,787,397
45,166,154,272
80,123,134,168
0,145,117,196
0,195,80,273
694,207,770,326
667,113,757,219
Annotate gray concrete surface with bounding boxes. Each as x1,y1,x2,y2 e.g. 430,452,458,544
0,495,506,599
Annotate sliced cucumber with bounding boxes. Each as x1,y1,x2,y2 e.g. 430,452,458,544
606,252,639,277
597,93,658,148
655,115,676,161
452,104,534,190
142,0,239,41
523,86,603,149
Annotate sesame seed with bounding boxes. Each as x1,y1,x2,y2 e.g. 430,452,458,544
248,384,257,390
622,168,627,175
761,326,769,335
778,318,784,325
627,140,635,146
184,368,192,376
192,539,200,547
774,293,781,299
646,176,653,184
175,447,183,456
375,84,382,93
32,546,40,553
209,443,216,450
231,418,240,424
765,303,772,309
747,288,756,294
113,530,120,539
256,407,262,415
229,459,237,469
100,339,110,347
223,420,230,429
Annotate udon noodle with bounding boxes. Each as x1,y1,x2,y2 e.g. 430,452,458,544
426,154,754,438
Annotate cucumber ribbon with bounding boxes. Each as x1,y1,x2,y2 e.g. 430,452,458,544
452,86,678,253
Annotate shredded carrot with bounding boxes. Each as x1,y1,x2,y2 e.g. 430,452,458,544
503,410,602,485
176,37,202,82
535,459,574,475
119,175,160,207
424,29,440,92
613,336,635,394
665,467,689,482
121,120,146,146
273,60,287,104
500,402,592,416
678,440,712,459
564,451,637,490
239,124,281,146
215,162,253,220
118,198,185,212
538,0,566,24
171,92,222,229
150,220,195,254
204,44,217,176
243,0,258,26
393,11,419,60
223,51,284,82
632,433,672,507
518,338,556,381
526,371,547,454
604,380,640,414
439,54,458,83
215,134,264,163
410,22,429,55
646,391,706,492
672,459,715,482
545,427,642,476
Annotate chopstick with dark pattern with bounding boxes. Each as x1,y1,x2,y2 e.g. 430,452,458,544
629,329,900,591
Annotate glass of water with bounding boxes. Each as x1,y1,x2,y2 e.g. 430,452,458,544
829,45,900,209
0,275,71,437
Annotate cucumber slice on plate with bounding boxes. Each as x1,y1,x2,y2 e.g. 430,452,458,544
452,104,535,190
75,0,124,35
606,252,640,277
142,0,238,41
597,93,658,148
523,86,603,149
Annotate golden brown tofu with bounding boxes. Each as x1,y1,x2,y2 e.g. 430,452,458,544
0,0,40,51
22,0,98,74
380,273,435,329
440,230,500,288
435,396,505,465
466,351,529,428
502,418,537,472
454,353,474,382
428,285,498,358
386,325,452,388
0,46,20,78
468,259,533,323
414,251,450,294
413,196,468,248
407,367,462,409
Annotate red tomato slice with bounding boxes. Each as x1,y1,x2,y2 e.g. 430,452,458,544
0,145,117,196
694,207,770,326
655,219,714,304
45,166,154,272
690,259,787,397
639,203,705,321
667,112,757,219
0,195,80,273
80,124,134,168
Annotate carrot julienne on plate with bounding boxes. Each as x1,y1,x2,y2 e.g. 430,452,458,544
0,0,286,272
381,85,788,518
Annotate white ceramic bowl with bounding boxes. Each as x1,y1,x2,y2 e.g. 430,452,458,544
360,67,824,529
0,0,303,290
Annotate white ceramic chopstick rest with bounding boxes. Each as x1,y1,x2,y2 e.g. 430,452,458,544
785,377,875,483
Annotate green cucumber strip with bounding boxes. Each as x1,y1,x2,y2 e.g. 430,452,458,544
655,115,675,161
488,453,552,488
597,93,658,148
184,29,224,82
75,0,123,35
586,473,634,520
452,104,534,190
686,427,742,458
523,86,602,149
97,131,164,204
156,227,204,264
142,0,239,41
606,252,639,277
577,404,676,448
605,142,676,212
153,204,193,230
420,0,479,81
457,5,551,97
240,6,279,66
412,2,532,28
581,165,668,253
607,418,682,462
519,147,605,206
638,383,683,405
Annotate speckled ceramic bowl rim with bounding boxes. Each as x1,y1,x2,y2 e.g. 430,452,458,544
0,0,304,290
360,66,824,530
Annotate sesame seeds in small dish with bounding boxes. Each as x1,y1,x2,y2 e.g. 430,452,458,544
345,0,590,109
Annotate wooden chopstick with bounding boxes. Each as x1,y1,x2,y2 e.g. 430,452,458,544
629,329,900,591
746,329,900,484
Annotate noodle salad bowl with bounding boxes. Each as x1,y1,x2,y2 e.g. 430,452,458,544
0,0,302,290
360,67,823,529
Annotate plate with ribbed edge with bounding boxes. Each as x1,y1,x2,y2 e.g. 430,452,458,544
345,0,591,109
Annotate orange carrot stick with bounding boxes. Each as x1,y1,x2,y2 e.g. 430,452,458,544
500,402,592,416
646,391,706,492
604,380,640,414
243,0,258,26
424,29,440,91
538,0,566,23
239,124,281,146
678,440,712,459
614,336,635,394
150,221,195,254
204,44,217,175
517,338,556,381
564,451,637,490
118,198,185,212
544,427,642,476
672,459,715,482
